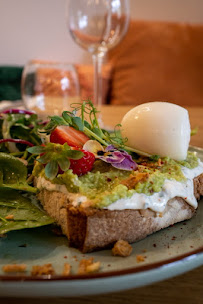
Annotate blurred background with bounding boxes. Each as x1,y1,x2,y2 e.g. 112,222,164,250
0,0,202,107
0,0,203,65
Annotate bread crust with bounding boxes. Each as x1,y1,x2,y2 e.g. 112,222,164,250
37,173,203,253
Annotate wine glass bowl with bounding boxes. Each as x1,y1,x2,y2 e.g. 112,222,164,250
68,0,130,55
67,0,130,118
21,61,80,116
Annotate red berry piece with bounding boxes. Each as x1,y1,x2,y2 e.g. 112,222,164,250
50,126,89,148
69,150,95,176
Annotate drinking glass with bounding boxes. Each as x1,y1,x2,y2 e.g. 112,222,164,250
67,0,130,114
21,61,80,116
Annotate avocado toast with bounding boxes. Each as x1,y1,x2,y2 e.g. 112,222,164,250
28,101,203,252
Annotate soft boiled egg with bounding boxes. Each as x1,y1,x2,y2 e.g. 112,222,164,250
121,102,191,161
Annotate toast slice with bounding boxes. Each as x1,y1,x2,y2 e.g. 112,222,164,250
36,173,203,253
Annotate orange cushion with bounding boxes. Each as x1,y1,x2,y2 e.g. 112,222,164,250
108,20,203,106
75,63,112,104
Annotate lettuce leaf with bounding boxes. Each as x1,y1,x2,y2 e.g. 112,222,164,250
0,152,37,193
0,188,54,234
0,113,42,153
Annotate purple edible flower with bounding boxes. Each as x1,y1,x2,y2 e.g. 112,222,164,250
98,145,137,171
83,141,137,171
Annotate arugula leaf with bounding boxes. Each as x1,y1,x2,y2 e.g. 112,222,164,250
0,188,54,234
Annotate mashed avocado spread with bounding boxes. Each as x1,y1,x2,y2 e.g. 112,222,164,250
33,152,199,208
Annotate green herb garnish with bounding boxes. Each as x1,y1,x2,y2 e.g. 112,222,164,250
43,100,151,157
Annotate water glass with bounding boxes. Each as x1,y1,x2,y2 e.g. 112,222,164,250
21,61,80,116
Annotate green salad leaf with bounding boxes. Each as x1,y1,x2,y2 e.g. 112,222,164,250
0,188,54,234
0,152,37,193
0,112,42,153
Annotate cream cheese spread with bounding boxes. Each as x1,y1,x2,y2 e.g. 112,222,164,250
36,161,203,213
35,176,87,205
107,161,203,212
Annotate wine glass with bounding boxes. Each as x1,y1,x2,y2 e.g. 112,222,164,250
67,0,130,120
21,61,80,116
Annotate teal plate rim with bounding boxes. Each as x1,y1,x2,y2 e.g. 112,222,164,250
0,145,202,282
0,247,202,281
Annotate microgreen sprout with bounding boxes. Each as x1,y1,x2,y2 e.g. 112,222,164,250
43,100,151,157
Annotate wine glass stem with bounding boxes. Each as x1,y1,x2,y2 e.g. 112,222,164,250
92,53,104,111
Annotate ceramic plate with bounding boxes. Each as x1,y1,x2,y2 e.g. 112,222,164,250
0,147,202,298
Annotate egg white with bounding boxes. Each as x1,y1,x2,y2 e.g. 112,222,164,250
121,102,191,161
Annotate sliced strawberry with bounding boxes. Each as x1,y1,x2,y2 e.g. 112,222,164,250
50,126,90,148
69,150,95,176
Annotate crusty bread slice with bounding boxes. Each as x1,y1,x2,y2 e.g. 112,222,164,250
37,174,203,253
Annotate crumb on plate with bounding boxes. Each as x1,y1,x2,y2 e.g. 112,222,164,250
31,263,55,276
62,263,71,276
86,261,101,273
112,240,133,257
136,255,146,262
78,257,100,274
2,264,27,273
